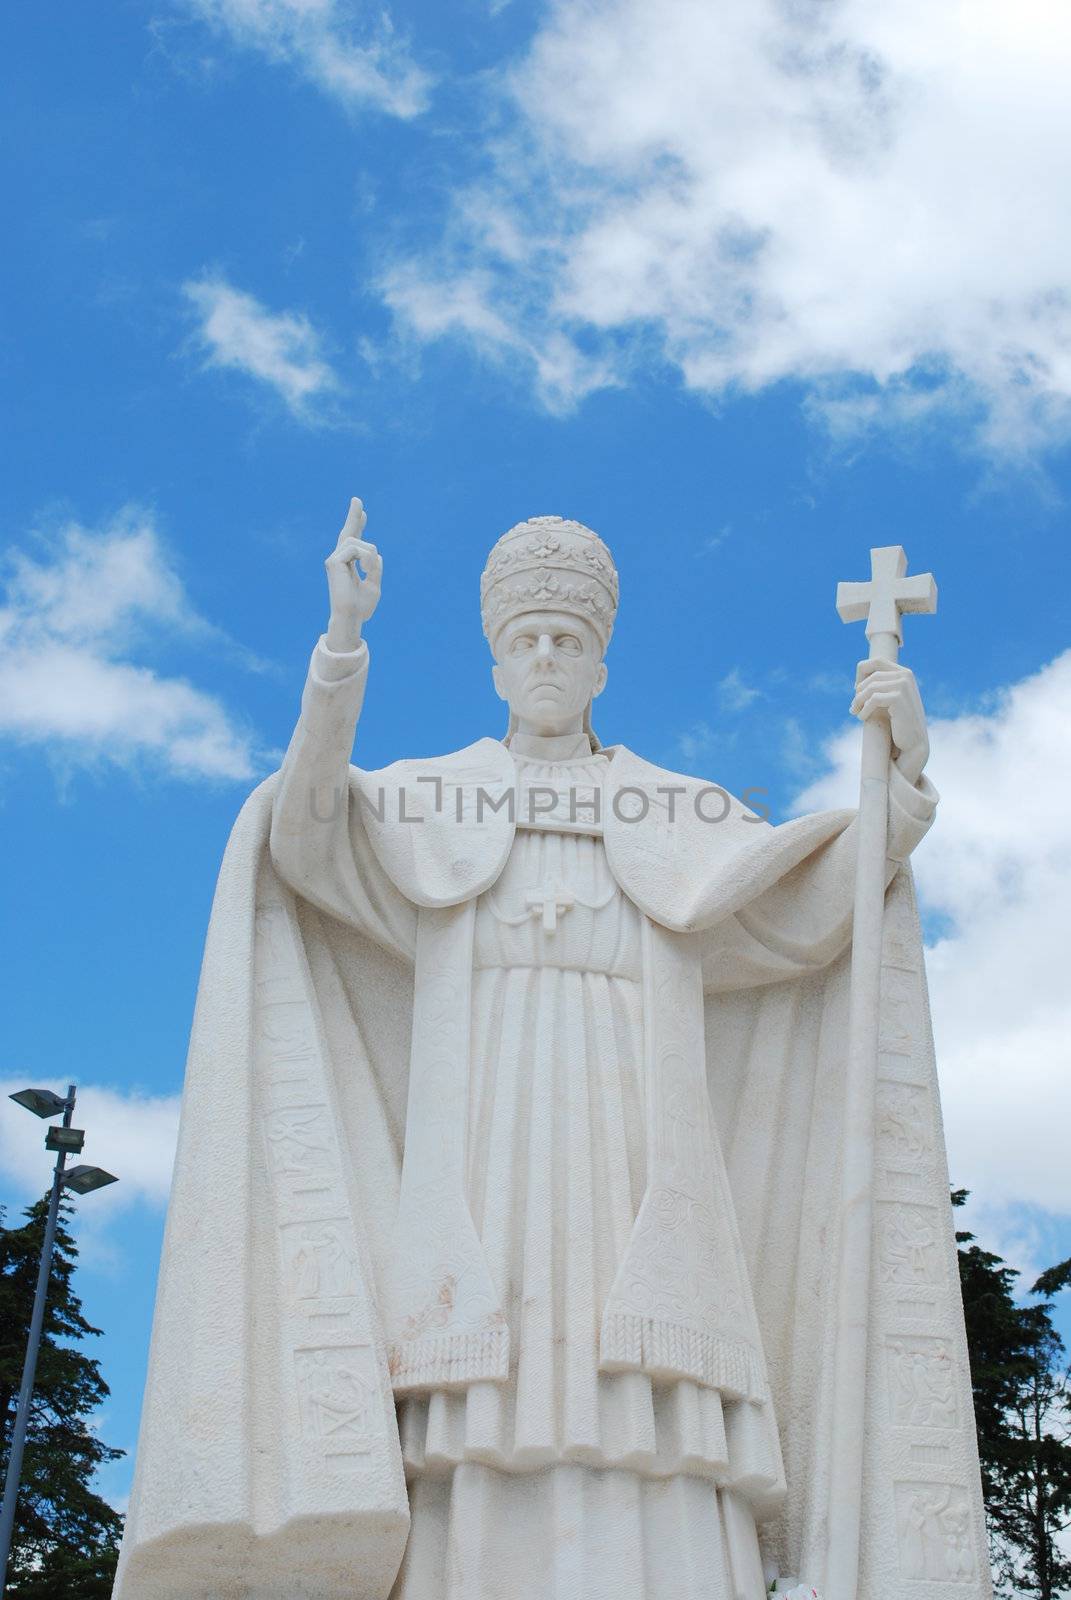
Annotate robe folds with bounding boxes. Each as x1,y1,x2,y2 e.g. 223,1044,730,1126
114,642,991,1600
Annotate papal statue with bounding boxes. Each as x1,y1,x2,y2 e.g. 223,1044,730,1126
115,505,990,1599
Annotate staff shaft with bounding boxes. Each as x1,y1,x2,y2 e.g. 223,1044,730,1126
825,627,898,1598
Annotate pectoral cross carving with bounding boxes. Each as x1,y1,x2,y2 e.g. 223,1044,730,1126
526,884,575,934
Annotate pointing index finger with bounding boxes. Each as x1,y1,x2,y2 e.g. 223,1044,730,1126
341,497,367,538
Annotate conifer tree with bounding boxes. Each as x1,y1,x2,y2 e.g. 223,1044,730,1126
0,1197,124,1599
955,1190,1071,1598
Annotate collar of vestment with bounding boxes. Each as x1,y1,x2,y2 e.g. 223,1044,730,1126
507,729,593,760
354,739,845,931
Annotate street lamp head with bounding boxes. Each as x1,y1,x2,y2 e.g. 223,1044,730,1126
10,1088,70,1119
62,1166,118,1196
45,1126,86,1155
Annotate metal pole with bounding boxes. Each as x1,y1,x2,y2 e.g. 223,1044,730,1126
0,1083,77,1596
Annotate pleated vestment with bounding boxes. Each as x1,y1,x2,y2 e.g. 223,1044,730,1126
391,753,779,1600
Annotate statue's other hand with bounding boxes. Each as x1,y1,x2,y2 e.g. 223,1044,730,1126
325,497,382,651
850,658,929,785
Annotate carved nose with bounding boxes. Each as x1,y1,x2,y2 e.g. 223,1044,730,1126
536,634,553,662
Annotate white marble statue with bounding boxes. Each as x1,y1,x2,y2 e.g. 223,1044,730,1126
115,505,991,1600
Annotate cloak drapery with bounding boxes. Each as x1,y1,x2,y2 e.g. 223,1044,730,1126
115,734,989,1599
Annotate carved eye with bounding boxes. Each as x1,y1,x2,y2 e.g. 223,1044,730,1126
556,634,582,655
510,634,536,655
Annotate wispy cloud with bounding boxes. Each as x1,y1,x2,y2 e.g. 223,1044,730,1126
699,525,731,555
0,509,259,782
182,0,431,118
717,667,761,713
382,0,1071,455
184,274,340,418
795,649,1071,1216
675,720,717,768
380,264,616,414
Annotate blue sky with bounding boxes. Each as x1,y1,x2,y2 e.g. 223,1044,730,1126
2,0,1070,1510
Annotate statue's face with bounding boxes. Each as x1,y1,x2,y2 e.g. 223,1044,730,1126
492,609,607,736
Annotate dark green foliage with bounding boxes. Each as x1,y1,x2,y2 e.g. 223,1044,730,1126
0,1197,124,1598
954,1190,1071,1598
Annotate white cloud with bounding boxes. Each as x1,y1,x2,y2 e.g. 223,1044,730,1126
380,263,616,414
675,720,717,768
0,1080,180,1218
718,667,762,713
184,0,430,118
184,275,340,417
0,510,258,781
384,0,1071,452
794,650,1071,1216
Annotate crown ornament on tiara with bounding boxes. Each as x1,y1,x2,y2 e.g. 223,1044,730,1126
480,516,619,649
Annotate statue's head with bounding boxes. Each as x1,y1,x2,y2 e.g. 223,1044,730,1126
481,517,618,747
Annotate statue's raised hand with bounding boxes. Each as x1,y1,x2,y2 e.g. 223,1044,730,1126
325,498,382,652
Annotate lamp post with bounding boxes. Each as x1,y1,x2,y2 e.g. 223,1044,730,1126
0,1085,118,1596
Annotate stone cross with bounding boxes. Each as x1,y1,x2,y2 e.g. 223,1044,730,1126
836,544,938,654
527,885,575,934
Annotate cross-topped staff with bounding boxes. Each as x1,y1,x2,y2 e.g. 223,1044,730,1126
826,546,937,1598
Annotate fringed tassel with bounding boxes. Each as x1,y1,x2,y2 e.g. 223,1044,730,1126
389,1324,510,1393
599,1312,764,1402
